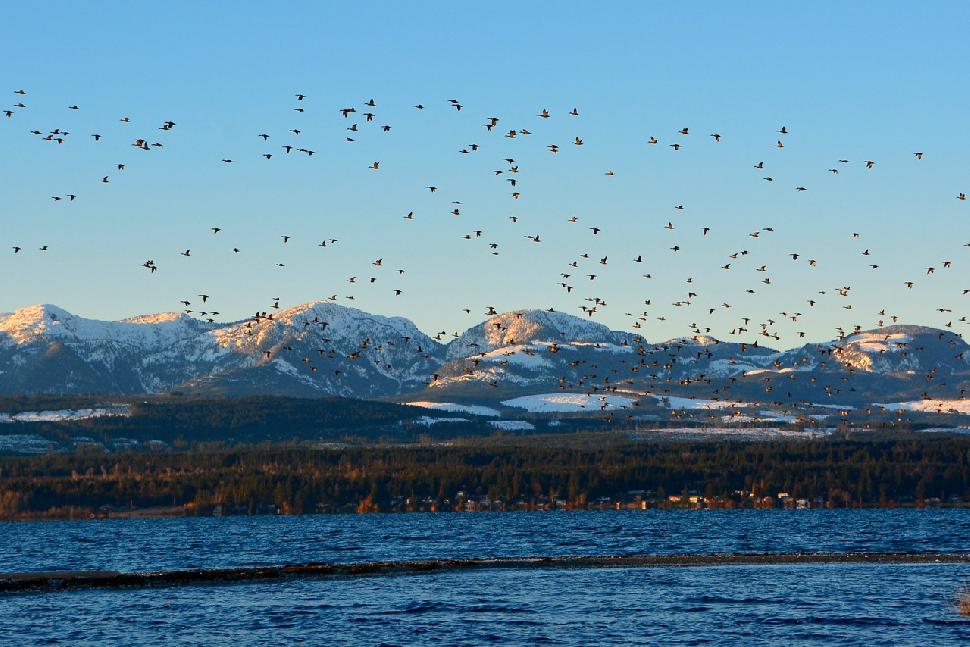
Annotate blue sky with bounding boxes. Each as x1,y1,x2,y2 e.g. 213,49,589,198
1,2,967,346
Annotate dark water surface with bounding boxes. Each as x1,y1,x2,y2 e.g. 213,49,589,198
3,510,970,645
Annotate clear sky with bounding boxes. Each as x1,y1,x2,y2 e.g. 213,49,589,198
1,1,968,347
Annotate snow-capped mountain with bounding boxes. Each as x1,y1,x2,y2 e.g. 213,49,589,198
790,325,968,375
0,302,443,397
0,304,966,402
428,316,968,405
432,310,634,391
445,309,627,360
429,309,781,394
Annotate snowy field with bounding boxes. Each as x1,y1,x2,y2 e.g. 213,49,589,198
0,434,58,454
0,406,130,424
406,401,501,417
488,420,535,431
652,395,750,410
501,393,634,412
414,416,469,426
916,427,970,435
875,399,970,415
633,427,833,441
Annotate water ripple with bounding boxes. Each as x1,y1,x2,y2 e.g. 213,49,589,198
1,511,969,645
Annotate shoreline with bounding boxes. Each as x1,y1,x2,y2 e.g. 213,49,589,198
3,552,969,594
3,501,969,522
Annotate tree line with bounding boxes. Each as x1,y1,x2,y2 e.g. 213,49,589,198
1,436,969,518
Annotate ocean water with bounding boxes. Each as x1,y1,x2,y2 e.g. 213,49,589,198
2,510,970,645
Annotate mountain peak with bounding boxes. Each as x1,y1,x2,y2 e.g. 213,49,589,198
794,324,970,374
0,303,210,349
123,312,192,325
0,304,77,344
846,324,957,340
2,303,73,321
252,300,440,343
276,300,392,324
446,308,617,359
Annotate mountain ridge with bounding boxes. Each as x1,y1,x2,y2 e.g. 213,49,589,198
2,302,962,353
0,302,966,400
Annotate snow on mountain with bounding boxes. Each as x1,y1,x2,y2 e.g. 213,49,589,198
479,344,558,369
0,304,219,394
431,309,641,391
662,335,722,347
445,309,621,360
0,304,210,349
195,301,445,396
781,326,969,375
0,301,443,396
0,304,965,402
423,318,967,412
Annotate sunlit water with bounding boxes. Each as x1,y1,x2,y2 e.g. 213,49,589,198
3,510,969,645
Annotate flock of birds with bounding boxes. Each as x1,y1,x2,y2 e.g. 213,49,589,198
2,88,968,408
